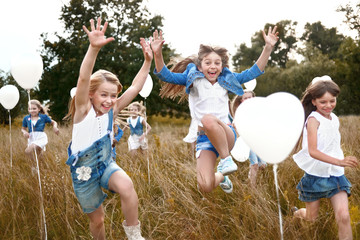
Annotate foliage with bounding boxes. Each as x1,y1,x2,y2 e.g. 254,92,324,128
301,21,345,59
232,20,298,70
337,2,360,37
37,0,188,122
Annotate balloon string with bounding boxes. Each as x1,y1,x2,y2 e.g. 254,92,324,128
273,164,283,240
9,110,12,168
27,90,47,240
144,98,150,184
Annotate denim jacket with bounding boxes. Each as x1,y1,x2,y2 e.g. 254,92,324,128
154,63,263,95
22,114,52,133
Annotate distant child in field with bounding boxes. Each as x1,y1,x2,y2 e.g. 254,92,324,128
151,27,278,194
125,101,151,156
231,91,267,187
21,99,59,159
292,79,358,240
64,18,151,240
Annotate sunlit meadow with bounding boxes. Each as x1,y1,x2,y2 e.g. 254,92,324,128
0,115,359,239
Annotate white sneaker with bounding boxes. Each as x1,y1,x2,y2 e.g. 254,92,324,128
217,156,238,175
220,176,233,193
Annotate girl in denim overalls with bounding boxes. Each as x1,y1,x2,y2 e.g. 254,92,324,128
21,99,59,160
150,27,278,194
126,101,151,156
292,79,358,239
64,18,152,240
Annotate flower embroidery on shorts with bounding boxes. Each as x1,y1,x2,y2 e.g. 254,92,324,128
76,166,92,181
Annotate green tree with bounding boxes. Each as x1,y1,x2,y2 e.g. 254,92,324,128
232,20,297,70
337,3,360,37
301,21,344,59
37,0,187,121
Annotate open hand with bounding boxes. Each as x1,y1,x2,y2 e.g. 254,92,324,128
150,30,165,54
340,156,358,168
140,38,153,62
262,26,279,48
83,17,115,49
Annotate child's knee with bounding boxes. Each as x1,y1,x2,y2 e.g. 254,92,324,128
201,114,216,128
335,209,350,225
197,177,215,193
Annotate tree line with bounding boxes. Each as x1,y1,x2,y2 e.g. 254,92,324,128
1,0,359,123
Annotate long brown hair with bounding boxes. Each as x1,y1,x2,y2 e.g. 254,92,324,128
159,44,229,102
301,80,340,120
64,69,122,120
229,90,256,118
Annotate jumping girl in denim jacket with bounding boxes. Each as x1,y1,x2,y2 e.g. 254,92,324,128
292,79,358,240
150,27,278,194
21,99,59,160
64,18,152,240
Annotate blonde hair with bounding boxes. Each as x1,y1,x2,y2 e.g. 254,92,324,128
159,44,229,102
28,99,49,115
64,69,122,120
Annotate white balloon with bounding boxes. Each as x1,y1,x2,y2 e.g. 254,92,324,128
11,52,43,90
231,136,250,162
244,79,257,91
234,92,304,164
0,85,20,110
70,87,77,98
139,74,153,98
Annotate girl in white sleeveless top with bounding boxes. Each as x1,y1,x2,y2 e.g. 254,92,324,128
292,79,358,240
64,18,152,240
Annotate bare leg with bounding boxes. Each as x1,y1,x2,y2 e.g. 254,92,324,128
25,144,42,160
196,150,223,193
294,200,320,221
331,191,352,240
249,164,259,187
108,170,139,226
87,205,106,240
201,114,235,158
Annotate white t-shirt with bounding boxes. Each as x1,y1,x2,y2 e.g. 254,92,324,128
293,111,344,177
190,78,230,128
71,106,113,153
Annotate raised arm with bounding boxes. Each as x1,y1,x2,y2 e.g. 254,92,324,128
113,38,153,116
74,18,115,122
255,26,279,72
151,30,165,72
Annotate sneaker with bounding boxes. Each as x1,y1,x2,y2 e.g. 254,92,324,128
217,156,238,175
220,176,233,193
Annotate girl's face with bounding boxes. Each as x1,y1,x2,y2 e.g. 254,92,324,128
28,104,40,117
241,92,253,102
90,81,118,116
129,106,140,117
198,52,223,84
312,91,337,119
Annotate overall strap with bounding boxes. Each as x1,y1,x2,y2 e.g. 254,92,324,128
107,109,113,132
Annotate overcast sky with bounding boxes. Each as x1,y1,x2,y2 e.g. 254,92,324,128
0,0,358,73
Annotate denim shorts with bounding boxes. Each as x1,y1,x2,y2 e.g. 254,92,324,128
196,125,236,158
249,150,267,166
296,173,351,202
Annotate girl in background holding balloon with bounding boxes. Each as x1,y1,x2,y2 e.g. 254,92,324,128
125,101,151,156
231,91,267,187
150,27,278,194
21,99,59,159
292,79,358,240
64,18,151,240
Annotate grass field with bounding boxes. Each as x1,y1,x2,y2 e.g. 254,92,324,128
0,115,359,239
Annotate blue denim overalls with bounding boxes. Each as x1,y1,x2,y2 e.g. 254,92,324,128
66,110,121,213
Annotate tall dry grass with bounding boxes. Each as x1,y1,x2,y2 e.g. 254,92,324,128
0,115,359,240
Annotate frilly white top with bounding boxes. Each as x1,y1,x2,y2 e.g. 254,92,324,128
190,78,230,128
293,111,344,177
71,106,113,153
